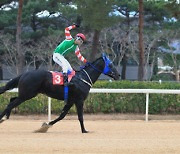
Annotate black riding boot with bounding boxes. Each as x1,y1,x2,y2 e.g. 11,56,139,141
63,73,68,86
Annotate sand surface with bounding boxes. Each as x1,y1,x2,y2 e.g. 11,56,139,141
0,115,180,154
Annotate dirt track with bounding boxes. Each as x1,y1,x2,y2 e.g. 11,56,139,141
0,115,180,154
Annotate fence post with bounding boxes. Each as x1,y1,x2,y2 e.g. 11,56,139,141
48,97,51,122
145,93,149,122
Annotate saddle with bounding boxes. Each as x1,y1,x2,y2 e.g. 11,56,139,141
51,70,75,85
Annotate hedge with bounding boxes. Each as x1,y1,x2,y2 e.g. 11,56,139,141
0,80,180,114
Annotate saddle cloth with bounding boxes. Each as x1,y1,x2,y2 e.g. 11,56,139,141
51,70,75,85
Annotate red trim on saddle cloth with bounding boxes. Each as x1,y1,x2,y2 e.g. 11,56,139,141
51,71,75,85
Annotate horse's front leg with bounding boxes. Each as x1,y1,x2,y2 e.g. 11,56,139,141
75,102,88,133
49,103,73,126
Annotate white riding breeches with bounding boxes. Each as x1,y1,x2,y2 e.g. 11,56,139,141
53,53,73,73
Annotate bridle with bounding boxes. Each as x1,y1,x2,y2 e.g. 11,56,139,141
80,69,93,87
79,55,113,87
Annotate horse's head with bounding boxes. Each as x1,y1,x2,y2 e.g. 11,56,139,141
102,53,120,80
80,53,120,83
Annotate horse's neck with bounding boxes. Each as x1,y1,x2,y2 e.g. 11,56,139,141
83,58,104,84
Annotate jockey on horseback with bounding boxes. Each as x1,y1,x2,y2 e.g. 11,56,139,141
53,24,87,86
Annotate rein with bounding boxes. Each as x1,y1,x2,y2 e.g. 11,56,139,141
87,62,103,74
79,61,105,87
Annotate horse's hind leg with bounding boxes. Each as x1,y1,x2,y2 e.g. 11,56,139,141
0,97,24,121
34,103,73,133
49,103,73,126
5,97,20,119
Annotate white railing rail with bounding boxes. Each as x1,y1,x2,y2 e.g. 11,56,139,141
7,88,180,122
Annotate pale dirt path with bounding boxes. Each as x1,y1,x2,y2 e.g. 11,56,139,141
0,115,180,154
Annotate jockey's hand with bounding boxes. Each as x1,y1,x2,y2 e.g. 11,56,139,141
85,61,90,66
80,62,90,70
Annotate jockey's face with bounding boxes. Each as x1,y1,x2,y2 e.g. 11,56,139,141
74,36,83,46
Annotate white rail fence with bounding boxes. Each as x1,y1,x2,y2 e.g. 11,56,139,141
7,88,180,122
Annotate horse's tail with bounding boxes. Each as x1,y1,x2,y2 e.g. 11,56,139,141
0,75,22,95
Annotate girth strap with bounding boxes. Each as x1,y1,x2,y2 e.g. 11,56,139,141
64,86,68,103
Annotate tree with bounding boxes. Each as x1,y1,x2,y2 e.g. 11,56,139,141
0,33,21,75
0,0,15,8
0,47,3,80
158,29,180,81
113,0,138,79
0,0,179,81
16,0,24,74
138,0,144,81
0,1,17,79
76,0,117,61
99,23,127,66
165,0,180,20
26,32,64,71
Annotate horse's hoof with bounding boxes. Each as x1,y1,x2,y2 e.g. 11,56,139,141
34,122,51,133
0,117,7,124
82,130,89,133
0,119,5,124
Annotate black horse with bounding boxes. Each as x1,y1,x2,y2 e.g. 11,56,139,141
0,54,120,133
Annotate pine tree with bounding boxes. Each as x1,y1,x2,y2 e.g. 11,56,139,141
16,0,24,74
76,0,116,61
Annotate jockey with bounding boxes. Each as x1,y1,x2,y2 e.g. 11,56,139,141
53,24,87,86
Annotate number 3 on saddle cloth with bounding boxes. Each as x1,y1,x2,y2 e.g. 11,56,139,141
51,70,75,85
51,70,76,103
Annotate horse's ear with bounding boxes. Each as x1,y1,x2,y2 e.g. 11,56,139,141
102,53,106,57
102,53,108,61
102,53,106,59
